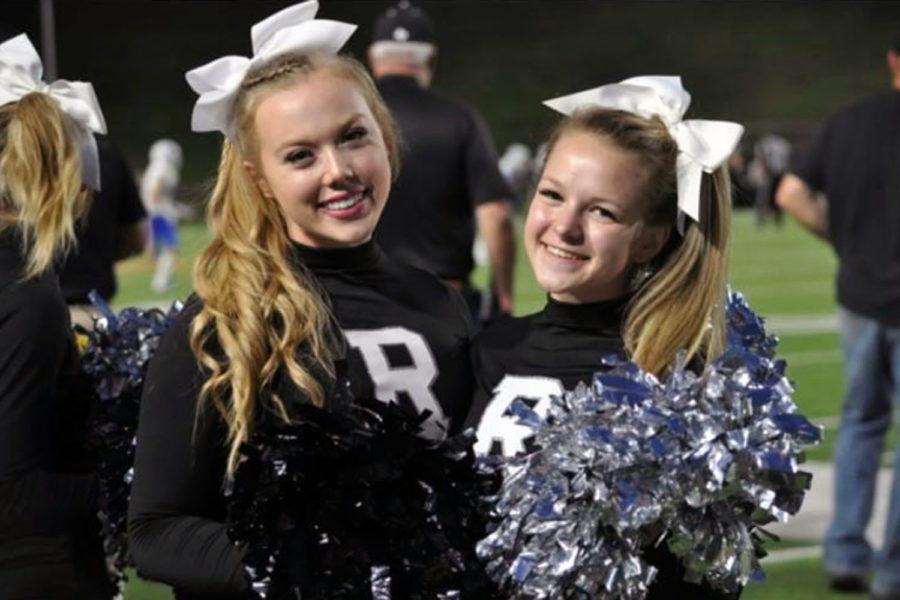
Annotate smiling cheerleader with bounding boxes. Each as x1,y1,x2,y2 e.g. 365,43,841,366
466,76,745,599
127,3,476,598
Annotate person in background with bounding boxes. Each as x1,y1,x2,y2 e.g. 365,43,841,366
775,32,900,600
368,0,516,325
750,133,791,226
726,147,754,209
141,138,182,293
58,134,147,329
0,33,114,600
498,142,534,211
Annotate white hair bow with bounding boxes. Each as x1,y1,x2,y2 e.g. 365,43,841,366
544,76,744,230
186,0,356,138
0,34,107,190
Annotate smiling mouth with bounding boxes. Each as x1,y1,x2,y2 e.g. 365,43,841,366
320,190,366,211
542,242,588,261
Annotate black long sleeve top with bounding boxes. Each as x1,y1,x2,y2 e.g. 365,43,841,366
128,240,474,599
0,230,112,599
465,295,739,600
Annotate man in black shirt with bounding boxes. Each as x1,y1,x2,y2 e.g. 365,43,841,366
58,135,147,328
776,33,900,599
368,1,516,323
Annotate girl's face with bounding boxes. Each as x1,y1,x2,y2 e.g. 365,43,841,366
525,131,668,304
250,71,392,248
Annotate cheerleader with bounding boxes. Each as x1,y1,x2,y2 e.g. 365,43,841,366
127,3,473,597
0,35,114,599
466,77,744,599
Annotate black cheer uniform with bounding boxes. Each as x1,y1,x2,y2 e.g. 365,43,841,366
466,295,739,600
0,230,113,600
128,240,474,599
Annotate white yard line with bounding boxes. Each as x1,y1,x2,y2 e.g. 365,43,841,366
763,545,823,564
766,314,838,336
781,349,842,367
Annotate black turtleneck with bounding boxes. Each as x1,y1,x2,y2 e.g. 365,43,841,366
290,239,474,438
465,294,739,600
464,294,628,445
129,239,474,598
0,229,112,599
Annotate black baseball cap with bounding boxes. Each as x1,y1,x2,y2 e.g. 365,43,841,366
372,1,435,45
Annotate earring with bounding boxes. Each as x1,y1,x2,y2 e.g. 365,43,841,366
630,263,654,291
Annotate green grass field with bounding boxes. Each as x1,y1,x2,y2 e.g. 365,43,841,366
113,209,847,599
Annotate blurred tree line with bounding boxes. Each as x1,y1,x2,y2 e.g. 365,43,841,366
3,0,898,204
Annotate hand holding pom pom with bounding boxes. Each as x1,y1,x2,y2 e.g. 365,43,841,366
226,375,502,599
477,291,823,600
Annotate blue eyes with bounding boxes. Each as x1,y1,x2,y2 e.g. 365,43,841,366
284,126,369,165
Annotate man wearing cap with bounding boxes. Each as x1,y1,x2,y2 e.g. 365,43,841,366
776,32,900,600
368,1,516,324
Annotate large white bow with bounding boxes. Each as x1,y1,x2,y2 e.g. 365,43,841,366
186,0,356,137
0,34,107,190
543,76,744,228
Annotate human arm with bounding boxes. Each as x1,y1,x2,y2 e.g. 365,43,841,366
475,199,516,315
464,111,516,315
127,309,247,596
775,173,829,241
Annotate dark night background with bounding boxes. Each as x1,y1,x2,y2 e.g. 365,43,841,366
3,0,899,201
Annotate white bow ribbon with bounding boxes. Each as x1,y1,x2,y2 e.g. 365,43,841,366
186,0,356,137
543,76,744,229
0,34,107,190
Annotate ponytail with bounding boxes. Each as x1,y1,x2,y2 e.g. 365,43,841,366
625,167,731,376
545,108,732,377
0,92,87,279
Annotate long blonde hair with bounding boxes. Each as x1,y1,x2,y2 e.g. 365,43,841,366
0,93,88,279
190,52,399,476
544,108,731,376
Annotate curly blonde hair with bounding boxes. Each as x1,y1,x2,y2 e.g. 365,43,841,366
0,93,88,279
544,108,731,377
190,52,399,476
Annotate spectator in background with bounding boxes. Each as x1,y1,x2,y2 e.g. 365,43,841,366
141,139,182,293
750,134,791,226
776,32,900,599
498,142,534,211
58,135,147,329
368,0,516,325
